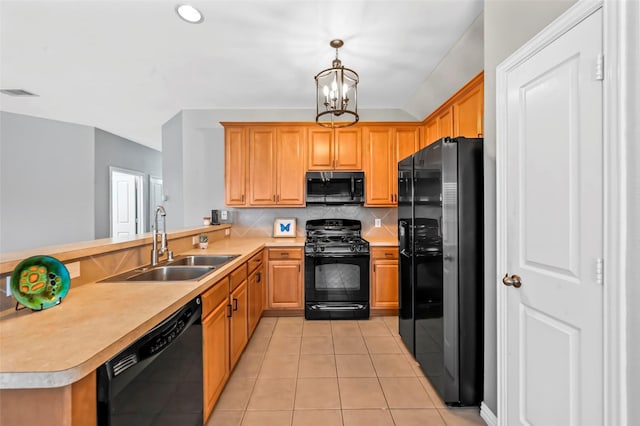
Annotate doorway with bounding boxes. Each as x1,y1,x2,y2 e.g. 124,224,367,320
110,167,144,238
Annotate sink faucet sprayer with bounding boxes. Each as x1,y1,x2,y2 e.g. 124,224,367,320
151,206,173,266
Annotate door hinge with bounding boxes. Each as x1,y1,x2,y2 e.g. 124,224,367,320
596,258,604,285
595,53,604,81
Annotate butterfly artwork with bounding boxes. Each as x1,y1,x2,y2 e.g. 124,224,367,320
274,218,296,237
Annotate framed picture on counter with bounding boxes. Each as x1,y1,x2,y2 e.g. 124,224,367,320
273,218,296,238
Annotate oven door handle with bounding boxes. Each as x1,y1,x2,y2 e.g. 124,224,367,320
305,254,370,259
310,303,367,311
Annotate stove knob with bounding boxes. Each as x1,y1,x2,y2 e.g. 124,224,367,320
321,246,325,252
350,245,356,252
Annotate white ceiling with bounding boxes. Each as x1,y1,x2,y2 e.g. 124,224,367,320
0,0,483,150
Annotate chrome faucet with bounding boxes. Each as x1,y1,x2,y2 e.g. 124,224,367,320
151,206,173,266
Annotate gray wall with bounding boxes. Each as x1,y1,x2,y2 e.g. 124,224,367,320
161,112,184,230
94,128,162,238
483,0,576,414
0,111,95,252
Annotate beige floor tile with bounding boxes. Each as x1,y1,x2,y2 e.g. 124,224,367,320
371,354,416,377
247,378,296,410
207,409,244,426
342,409,394,426
273,321,303,337
292,409,343,426
298,354,337,377
379,377,435,408
358,320,392,336
294,378,341,409
332,321,362,336
437,407,485,425
301,336,334,354
215,377,256,410
382,316,399,334
241,410,293,426
390,408,446,426
338,378,387,409
266,336,301,354
418,377,447,408
303,320,333,336
243,335,271,355
278,317,304,325
364,336,403,354
335,354,376,377
252,318,277,337
333,335,368,354
232,353,264,379
259,353,300,378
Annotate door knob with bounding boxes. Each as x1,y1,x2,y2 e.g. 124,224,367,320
502,274,522,288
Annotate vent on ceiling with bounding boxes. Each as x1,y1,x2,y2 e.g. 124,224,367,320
0,89,38,97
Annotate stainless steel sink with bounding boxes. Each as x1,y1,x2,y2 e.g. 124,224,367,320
168,254,239,267
123,266,214,281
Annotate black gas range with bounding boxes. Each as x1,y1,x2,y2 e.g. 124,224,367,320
304,219,370,320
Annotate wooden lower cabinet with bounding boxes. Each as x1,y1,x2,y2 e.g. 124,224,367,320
267,248,303,310
229,279,248,368
248,261,265,335
371,247,399,311
202,297,230,420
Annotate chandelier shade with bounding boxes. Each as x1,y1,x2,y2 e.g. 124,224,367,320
315,40,359,128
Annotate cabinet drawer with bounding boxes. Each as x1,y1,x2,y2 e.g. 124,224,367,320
230,263,248,290
268,248,302,260
247,251,264,273
371,247,398,260
202,276,229,317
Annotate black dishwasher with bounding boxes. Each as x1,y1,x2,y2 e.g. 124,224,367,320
97,296,203,426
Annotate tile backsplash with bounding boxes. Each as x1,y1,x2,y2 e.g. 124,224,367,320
227,206,398,239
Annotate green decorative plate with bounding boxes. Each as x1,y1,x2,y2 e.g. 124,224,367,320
10,255,70,311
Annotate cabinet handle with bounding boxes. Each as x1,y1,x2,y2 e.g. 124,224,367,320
273,195,276,202
227,304,233,317
298,265,301,272
281,252,289,257
277,194,280,202
385,252,394,257
241,194,245,202
373,264,376,272
233,298,238,311
256,272,261,283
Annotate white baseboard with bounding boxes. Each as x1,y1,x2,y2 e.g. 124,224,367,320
480,402,498,426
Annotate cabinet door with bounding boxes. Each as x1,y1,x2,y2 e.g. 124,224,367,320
248,127,277,205
276,127,306,205
423,119,439,148
334,128,362,170
307,128,333,170
453,81,484,138
371,259,399,308
224,127,247,205
268,260,303,309
438,107,454,139
248,267,265,335
229,280,248,368
395,126,420,161
203,299,230,419
363,127,394,206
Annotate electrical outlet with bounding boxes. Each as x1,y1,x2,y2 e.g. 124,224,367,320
192,236,198,245
374,218,382,228
221,210,228,220
225,229,230,236
5,276,11,297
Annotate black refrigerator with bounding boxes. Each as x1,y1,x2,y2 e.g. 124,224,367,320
398,137,483,406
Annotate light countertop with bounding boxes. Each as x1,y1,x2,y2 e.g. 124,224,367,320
0,237,304,389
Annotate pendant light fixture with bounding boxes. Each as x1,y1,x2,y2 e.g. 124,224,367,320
315,39,359,128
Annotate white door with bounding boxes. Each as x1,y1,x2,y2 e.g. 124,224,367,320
111,170,140,237
149,176,163,229
498,7,603,426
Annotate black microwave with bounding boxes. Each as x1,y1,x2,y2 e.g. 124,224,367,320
306,171,365,205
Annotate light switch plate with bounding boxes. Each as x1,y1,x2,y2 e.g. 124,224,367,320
221,210,228,220
374,218,382,228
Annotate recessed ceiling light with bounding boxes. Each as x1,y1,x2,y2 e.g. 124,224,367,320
175,4,203,24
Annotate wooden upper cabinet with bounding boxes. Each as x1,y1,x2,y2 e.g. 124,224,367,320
307,128,333,170
453,80,484,138
276,127,306,206
307,127,362,170
395,126,420,162
224,127,247,206
423,119,439,149
363,127,394,206
438,106,454,139
248,128,277,205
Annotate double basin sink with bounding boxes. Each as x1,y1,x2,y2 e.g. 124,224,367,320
101,255,239,282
